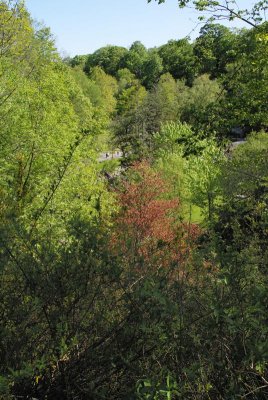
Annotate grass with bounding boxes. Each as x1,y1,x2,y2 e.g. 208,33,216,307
182,202,204,224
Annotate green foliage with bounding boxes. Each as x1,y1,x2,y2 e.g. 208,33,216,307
141,50,163,88
88,66,118,114
186,139,225,222
85,45,128,76
180,74,223,129
153,124,223,223
136,374,179,399
122,41,148,79
220,23,268,133
135,73,180,137
154,121,194,156
158,38,196,84
113,72,147,161
194,23,238,77
69,54,88,68
1,1,268,399
0,5,116,398
223,132,268,199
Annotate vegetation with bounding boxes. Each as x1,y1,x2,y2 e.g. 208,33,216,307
0,0,267,399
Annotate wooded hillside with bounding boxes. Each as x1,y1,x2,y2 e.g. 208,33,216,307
0,1,267,398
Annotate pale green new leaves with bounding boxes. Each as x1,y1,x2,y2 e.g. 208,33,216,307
154,121,193,156
0,2,116,246
153,123,225,222
186,139,225,222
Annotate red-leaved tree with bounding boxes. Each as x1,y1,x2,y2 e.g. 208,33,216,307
111,162,201,278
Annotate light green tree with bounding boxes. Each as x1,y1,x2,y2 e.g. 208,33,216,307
88,66,118,115
0,6,116,394
186,139,225,222
141,50,163,88
181,73,223,127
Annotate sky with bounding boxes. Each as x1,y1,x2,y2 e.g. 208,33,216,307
25,0,256,57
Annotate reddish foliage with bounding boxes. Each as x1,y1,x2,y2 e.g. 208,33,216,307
111,161,201,275
119,163,178,242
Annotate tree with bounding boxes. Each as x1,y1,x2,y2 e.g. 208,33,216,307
113,73,147,161
181,73,223,129
0,4,116,397
69,54,88,69
116,67,137,90
158,38,196,84
84,45,127,76
141,49,163,88
145,73,179,132
219,131,268,244
121,41,148,79
186,139,225,222
153,121,194,156
153,122,191,214
112,162,178,269
111,161,199,274
194,23,238,77
219,23,268,134
88,66,118,115
0,0,36,109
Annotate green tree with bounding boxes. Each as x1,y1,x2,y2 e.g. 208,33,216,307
220,132,268,226
219,23,268,134
70,54,88,69
0,5,116,398
139,73,186,137
186,139,225,222
194,23,237,77
85,45,127,76
158,38,196,84
153,121,194,156
181,73,223,129
113,72,147,160
88,66,118,115
153,122,190,209
121,41,148,79
141,49,163,88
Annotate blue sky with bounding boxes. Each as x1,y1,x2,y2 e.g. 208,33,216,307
25,0,256,57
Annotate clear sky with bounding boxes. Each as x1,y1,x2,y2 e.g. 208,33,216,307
25,0,256,57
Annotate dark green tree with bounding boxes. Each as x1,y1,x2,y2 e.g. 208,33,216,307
158,38,196,84
141,49,163,88
121,41,148,79
194,23,238,77
216,23,268,135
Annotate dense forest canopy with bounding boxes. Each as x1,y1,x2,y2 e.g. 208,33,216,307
0,0,267,399
69,17,268,155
